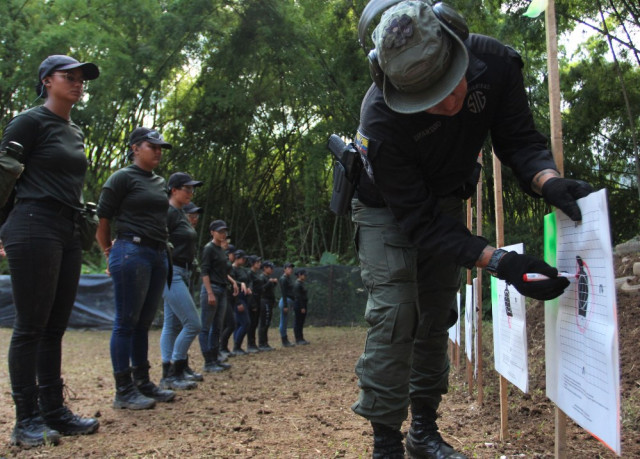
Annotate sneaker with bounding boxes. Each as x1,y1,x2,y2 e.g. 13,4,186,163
231,348,248,356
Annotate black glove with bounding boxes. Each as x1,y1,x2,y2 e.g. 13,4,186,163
541,177,594,221
496,251,569,301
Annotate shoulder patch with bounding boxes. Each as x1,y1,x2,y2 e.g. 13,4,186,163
355,130,375,183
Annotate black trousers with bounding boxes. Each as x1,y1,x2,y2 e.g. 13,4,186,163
1,202,82,391
247,295,260,347
293,302,307,342
258,297,274,346
220,291,236,352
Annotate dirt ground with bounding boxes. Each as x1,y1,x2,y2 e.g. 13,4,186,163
0,256,638,458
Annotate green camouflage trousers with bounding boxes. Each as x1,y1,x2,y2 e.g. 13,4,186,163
351,198,462,429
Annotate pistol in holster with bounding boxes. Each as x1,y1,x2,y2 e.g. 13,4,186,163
327,134,362,216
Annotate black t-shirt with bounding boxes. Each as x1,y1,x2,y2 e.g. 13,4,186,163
355,34,558,268
279,274,294,307
294,280,308,309
259,272,277,300
97,164,168,243
1,105,87,209
200,241,229,286
167,205,197,264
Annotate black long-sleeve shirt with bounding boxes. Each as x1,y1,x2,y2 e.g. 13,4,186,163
355,34,558,269
294,280,308,309
279,274,294,308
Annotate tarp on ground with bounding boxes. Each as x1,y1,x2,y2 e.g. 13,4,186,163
0,265,367,329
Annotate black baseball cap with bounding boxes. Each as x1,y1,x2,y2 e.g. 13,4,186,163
295,268,307,276
225,243,236,254
168,172,203,190
209,220,228,232
284,262,294,269
261,261,275,269
39,55,100,82
128,127,172,149
234,249,247,259
183,202,203,214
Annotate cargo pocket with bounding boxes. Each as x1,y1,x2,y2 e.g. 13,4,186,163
381,230,416,282
364,300,398,345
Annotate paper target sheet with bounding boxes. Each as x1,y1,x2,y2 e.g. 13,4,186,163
491,243,529,393
448,292,461,345
544,189,620,455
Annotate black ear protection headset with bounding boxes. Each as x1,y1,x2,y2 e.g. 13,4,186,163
358,0,469,89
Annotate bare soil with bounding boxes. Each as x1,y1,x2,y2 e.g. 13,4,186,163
0,256,638,458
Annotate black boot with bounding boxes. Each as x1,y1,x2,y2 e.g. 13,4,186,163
372,422,404,459
132,361,175,402
113,369,156,410
281,337,295,348
39,379,99,436
11,386,61,447
202,351,228,373
160,361,197,390
405,410,467,459
184,357,203,381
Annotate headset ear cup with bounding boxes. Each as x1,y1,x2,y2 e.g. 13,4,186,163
367,49,385,89
433,2,469,41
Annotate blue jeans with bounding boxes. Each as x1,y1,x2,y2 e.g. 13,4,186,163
160,266,201,362
109,239,168,373
233,293,250,349
278,297,294,340
198,284,227,357
1,201,82,390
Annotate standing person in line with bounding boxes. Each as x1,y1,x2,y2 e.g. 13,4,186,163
257,261,278,351
219,244,237,358
278,262,296,347
96,127,176,410
230,250,252,356
159,173,204,391
245,255,263,353
293,269,309,345
0,54,100,446
350,1,592,457
182,202,203,295
199,220,237,373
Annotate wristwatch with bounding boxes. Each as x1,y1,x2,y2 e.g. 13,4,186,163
485,248,508,277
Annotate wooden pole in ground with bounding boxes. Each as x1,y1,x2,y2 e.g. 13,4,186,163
466,198,473,395
545,1,567,456
475,153,484,406
492,149,509,440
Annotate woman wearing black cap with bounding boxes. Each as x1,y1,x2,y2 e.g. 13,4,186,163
0,55,100,446
158,172,203,390
96,127,175,410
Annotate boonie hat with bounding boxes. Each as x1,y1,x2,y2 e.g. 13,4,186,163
128,127,172,149
209,220,228,232
183,202,203,214
168,172,203,190
373,0,469,113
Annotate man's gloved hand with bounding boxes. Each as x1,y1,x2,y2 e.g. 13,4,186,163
496,251,569,301
541,177,594,221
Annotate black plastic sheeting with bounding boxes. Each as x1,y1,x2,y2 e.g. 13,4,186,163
0,274,116,329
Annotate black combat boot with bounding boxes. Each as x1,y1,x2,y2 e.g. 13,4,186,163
39,379,99,436
202,351,226,373
372,422,405,459
281,337,295,348
11,386,61,447
113,369,156,410
160,361,197,390
405,409,467,459
184,357,203,381
132,361,175,402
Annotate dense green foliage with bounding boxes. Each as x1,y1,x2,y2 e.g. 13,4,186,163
1,0,639,270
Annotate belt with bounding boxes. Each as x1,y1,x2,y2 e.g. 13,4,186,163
18,198,78,220
117,233,166,251
173,260,192,270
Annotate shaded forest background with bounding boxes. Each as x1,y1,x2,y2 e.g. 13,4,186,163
1,0,639,272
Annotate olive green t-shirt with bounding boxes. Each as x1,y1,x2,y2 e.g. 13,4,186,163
1,105,87,209
97,164,168,243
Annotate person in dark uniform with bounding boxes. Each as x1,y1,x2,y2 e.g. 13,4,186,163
245,255,263,353
0,54,100,446
257,261,278,351
182,202,203,295
351,1,593,457
278,262,295,347
96,127,176,410
159,173,203,391
230,250,252,356
293,269,309,345
199,220,237,372
219,244,237,358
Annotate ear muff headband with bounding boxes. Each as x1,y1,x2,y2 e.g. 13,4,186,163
359,0,468,53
